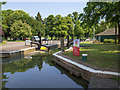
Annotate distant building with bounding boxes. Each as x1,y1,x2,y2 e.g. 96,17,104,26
95,28,118,42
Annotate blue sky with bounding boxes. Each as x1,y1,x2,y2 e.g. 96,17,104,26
2,2,87,19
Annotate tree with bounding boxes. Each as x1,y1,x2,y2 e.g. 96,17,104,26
56,17,69,51
69,11,85,40
0,2,6,6
83,1,120,43
35,12,43,22
2,9,14,39
8,10,30,25
65,16,74,48
72,12,79,21
35,12,45,47
74,20,84,39
2,10,31,39
54,15,62,39
0,2,6,42
10,20,32,40
45,15,56,40
95,21,107,34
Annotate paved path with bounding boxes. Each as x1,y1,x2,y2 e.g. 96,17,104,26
0,40,64,52
0,42,32,52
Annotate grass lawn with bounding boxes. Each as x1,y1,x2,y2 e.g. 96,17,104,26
64,41,120,70
7,40,25,42
0,41,6,45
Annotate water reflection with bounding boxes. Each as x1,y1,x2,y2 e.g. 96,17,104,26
2,54,88,88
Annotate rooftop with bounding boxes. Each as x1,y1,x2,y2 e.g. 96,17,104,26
95,28,118,36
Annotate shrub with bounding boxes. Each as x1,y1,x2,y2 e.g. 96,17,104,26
104,39,115,43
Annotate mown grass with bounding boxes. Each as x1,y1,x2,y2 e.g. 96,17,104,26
7,40,25,42
64,41,120,70
0,41,6,45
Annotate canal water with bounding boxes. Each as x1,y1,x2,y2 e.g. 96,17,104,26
2,53,88,89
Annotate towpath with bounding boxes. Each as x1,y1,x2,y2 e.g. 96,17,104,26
0,40,63,52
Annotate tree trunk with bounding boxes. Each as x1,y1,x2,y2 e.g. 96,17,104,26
38,33,41,49
51,36,52,40
115,25,117,44
72,34,74,41
61,37,64,52
5,35,7,40
55,36,57,40
118,21,120,44
39,35,41,48
67,35,69,49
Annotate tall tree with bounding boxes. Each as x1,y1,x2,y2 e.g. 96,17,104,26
0,2,6,42
74,20,84,39
2,9,14,39
83,1,120,43
35,12,43,22
35,12,45,47
10,20,32,40
54,15,63,39
65,16,74,48
45,15,56,40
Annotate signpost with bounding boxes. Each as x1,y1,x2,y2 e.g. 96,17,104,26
73,39,80,56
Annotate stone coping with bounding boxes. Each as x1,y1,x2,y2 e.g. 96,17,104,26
52,47,120,76
0,47,36,54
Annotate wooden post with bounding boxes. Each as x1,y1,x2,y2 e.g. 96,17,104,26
61,37,64,52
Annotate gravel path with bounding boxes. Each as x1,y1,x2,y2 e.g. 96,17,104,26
0,40,64,52
0,42,32,52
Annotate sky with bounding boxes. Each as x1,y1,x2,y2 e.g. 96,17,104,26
2,2,87,19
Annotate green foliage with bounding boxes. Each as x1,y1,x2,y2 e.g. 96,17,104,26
2,9,14,39
35,12,43,22
45,15,56,39
104,39,116,44
8,10,30,25
2,10,45,40
10,20,32,39
0,2,6,6
35,12,45,36
74,20,84,39
45,15,71,39
0,41,6,45
65,16,74,36
83,2,120,42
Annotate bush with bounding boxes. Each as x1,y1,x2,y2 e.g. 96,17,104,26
104,39,115,43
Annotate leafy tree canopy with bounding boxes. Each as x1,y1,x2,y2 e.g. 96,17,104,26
10,20,32,39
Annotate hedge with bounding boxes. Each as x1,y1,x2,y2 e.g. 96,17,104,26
104,39,115,43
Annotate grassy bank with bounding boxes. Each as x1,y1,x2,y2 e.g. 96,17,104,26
0,41,6,45
64,41,119,70
7,40,25,42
